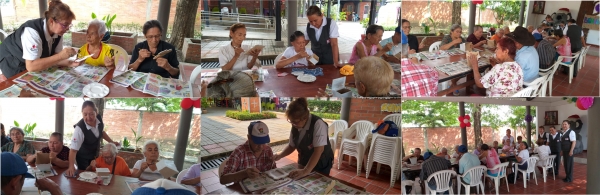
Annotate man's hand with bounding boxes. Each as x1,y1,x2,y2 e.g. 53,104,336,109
35,178,61,194
245,167,261,179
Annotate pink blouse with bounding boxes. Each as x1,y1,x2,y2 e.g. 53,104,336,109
485,149,501,174
556,37,572,63
349,40,378,64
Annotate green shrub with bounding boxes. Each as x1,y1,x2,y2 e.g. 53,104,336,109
312,112,341,120
212,7,220,12
360,17,370,28
307,100,341,113
226,110,277,120
240,8,247,14
383,25,396,31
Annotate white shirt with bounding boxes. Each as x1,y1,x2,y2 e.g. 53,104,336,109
538,132,549,142
304,17,340,42
133,159,165,181
21,19,63,61
218,44,253,71
564,129,576,141
517,149,529,165
503,135,515,147
550,132,560,140
534,145,551,167
281,46,314,68
70,118,101,151
563,25,584,37
289,114,328,148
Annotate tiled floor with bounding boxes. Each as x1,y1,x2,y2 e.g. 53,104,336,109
487,162,588,194
550,54,599,96
200,149,402,194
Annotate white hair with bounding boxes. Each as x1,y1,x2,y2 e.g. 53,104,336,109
101,143,118,157
88,19,107,37
143,140,160,153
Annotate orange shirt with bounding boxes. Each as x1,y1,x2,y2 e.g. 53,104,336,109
490,34,502,42
92,156,132,177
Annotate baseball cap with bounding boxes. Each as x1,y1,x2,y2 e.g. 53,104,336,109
131,179,196,195
248,121,270,144
423,151,433,160
458,145,468,153
1,152,35,178
395,26,401,34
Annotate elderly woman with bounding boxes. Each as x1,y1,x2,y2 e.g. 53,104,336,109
353,56,394,97
468,37,523,97
467,25,487,47
275,31,314,69
132,140,167,180
77,19,115,67
1,127,35,160
440,24,466,50
219,23,262,70
129,20,179,78
348,24,390,64
85,143,131,176
490,28,504,43
65,101,120,177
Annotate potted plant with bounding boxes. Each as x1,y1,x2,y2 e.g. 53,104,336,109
121,137,133,152
130,128,143,153
13,121,37,140
201,98,210,114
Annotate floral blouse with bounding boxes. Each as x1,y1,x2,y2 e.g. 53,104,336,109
1,140,36,157
480,61,524,97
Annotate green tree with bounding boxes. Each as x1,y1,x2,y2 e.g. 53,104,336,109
106,98,181,136
402,100,459,151
480,0,522,25
168,0,200,49
507,106,537,140
471,103,483,147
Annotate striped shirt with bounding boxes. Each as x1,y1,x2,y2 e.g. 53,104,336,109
420,155,451,186
222,141,277,175
536,39,556,69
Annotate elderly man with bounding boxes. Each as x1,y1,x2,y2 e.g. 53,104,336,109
220,121,277,184
537,37,557,69
506,26,540,83
467,25,487,47
403,148,425,163
457,145,479,186
532,25,545,42
451,145,461,159
527,25,535,33
490,28,504,43
86,143,131,176
436,148,450,160
353,57,395,97
418,152,451,193
25,132,70,168
380,26,402,63
2,152,63,195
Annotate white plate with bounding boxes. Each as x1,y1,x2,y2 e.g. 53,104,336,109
79,172,97,180
87,193,103,195
291,71,304,76
83,83,109,98
297,74,316,82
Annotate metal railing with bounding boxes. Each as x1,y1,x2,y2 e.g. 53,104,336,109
201,11,279,30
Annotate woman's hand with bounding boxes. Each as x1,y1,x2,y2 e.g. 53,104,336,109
452,38,463,45
156,57,171,70
140,161,149,171
468,54,479,69
104,56,115,69
138,49,152,61
59,48,77,60
89,160,97,169
65,165,77,177
296,51,309,59
233,47,244,57
419,42,425,49
249,48,262,57
273,154,282,162
288,169,310,180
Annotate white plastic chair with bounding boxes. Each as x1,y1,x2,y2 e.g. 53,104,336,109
107,44,130,64
401,180,414,195
365,134,402,188
337,120,374,175
188,65,202,95
578,45,590,70
558,51,582,84
512,75,547,97
425,170,456,195
513,156,538,188
328,120,348,151
176,168,189,184
484,162,509,195
538,57,563,96
536,154,556,183
457,165,487,195
429,41,442,52
382,113,401,126
273,53,284,66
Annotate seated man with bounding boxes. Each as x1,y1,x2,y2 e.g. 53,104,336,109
506,26,539,83
532,25,545,42
2,152,63,195
220,121,277,184
418,152,451,193
467,25,487,47
458,145,479,185
490,28,504,43
86,143,132,176
514,142,530,174
180,163,202,187
379,26,402,63
403,147,425,163
401,55,439,97
451,145,461,159
353,57,395,97
436,147,450,160
536,38,557,69
26,132,70,168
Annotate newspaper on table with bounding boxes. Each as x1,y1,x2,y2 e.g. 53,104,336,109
143,73,192,97
131,74,148,92
77,173,113,186
262,172,368,194
0,84,23,97
419,50,450,60
126,180,151,192
435,58,490,76
240,164,297,193
109,70,147,87
14,65,109,97
27,166,57,178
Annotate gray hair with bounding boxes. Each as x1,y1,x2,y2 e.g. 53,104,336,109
474,25,483,32
143,140,160,153
88,19,107,37
450,24,462,32
9,127,25,136
441,147,448,153
101,143,118,157
497,28,505,33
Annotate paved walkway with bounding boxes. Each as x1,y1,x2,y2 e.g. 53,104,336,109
201,18,396,61
200,107,334,160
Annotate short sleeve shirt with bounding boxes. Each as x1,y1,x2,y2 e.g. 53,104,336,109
78,43,114,67
466,34,486,45
515,46,540,82
517,149,529,165
222,141,276,175
379,37,401,56
304,17,340,41
21,19,63,61
129,40,180,78
288,114,328,148
71,118,100,151
218,44,254,71
133,159,171,180
441,35,465,50
281,46,314,68
41,146,70,165
503,136,515,147
93,156,132,177
566,129,576,141
480,61,524,97
1,140,36,156
401,62,439,97
181,163,202,187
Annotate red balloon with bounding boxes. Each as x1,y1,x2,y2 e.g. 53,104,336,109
576,99,586,110
193,99,201,108
181,98,193,109
472,0,483,5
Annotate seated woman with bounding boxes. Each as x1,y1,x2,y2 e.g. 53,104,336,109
180,163,201,187
552,30,572,63
348,25,390,64
86,143,131,176
353,56,394,97
440,24,466,50
129,20,180,78
276,31,314,69
77,19,115,68
132,140,169,181
219,23,262,71
469,38,523,97
534,139,551,173
467,25,487,47
1,127,35,161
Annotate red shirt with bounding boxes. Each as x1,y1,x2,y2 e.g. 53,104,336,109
41,146,70,166
401,62,439,97
222,141,276,175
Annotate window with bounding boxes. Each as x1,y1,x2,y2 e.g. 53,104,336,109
364,5,369,15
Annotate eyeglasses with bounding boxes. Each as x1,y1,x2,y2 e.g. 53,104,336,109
53,17,72,30
287,118,305,126
146,34,162,40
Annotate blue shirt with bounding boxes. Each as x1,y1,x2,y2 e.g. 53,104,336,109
515,46,540,82
533,33,543,41
459,153,480,184
380,37,400,56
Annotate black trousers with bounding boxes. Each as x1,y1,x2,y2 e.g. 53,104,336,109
563,47,582,76
551,152,561,175
76,155,94,171
562,150,574,181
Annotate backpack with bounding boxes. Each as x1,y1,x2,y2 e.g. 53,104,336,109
372,120,399,137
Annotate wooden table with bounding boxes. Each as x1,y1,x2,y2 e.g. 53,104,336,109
23,165,201,195
0,64,201,97
418,48,493,96
201,65,401,97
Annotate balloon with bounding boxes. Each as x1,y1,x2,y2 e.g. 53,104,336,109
576,99,586,110
181,98,193,109
193,99,201,108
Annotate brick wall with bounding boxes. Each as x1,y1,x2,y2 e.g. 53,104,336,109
206,0,285,15
402,0,500,32
183,38,201,64
348,99,400,125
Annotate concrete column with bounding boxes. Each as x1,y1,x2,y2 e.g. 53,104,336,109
518,1,526,27
203,0,209,26
287,0,298,46
260,0,263,15
588,98,600,193
232,0,237,13
157,0,172,40
55,100,64,141
368,0,377,25
468,2,476,35
340,98,351,122
526,106,531,145
460,102,467,147
326,0,331,18
39,0,47,18
173,107,193,171
275,0,282,41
